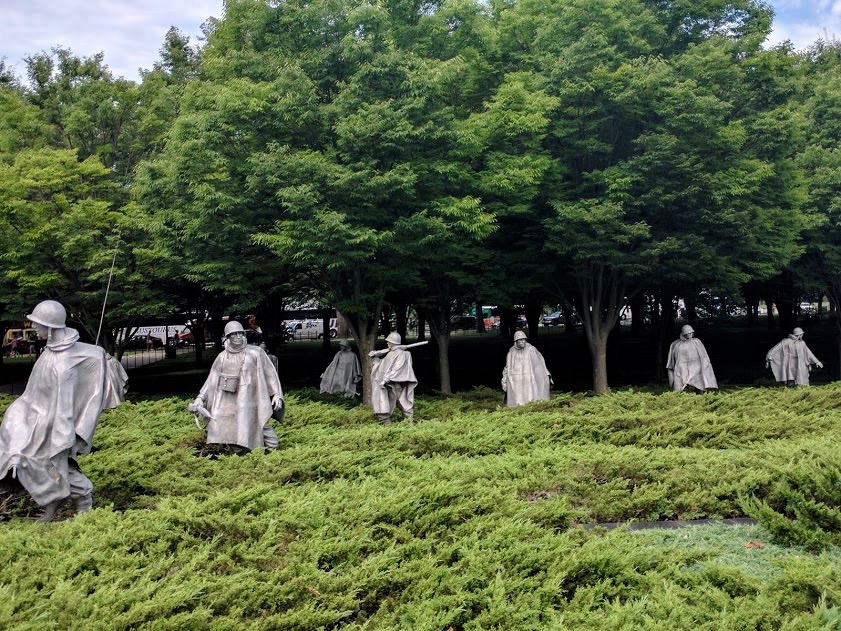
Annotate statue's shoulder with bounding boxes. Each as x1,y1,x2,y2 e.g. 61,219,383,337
69,341,106,360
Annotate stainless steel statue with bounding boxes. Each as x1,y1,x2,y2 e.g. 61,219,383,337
190,321,283,450
0,300,127,521
320,339,361,398
501,330,552,406
369,332,422,423
766,327,823,386
667,324,718,392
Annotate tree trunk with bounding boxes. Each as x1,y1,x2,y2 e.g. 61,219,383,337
525,298,541,340
420,305,452,394
589,330,609,394
655,294,676,383
577,263,624,394
629,292,644,336
499,307,515,340
561,302,577,334
427,328,452,394
683,295,697,328
828,289,841,382
336,310,350,339
416,312,426,342
194,313,205,367
394,297,408,341
764,295,776,329
778,271,796,333
347,311,382,407
475,301,485,333
321,307,332,353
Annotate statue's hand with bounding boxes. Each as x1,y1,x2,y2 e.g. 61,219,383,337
765,361,771,369
816,361,824,369
188,397,203,412
271,394,283,410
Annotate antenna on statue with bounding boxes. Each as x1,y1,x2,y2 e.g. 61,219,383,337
95,234,121,347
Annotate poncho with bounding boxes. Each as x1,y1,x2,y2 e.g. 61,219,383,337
320,350,361,397
667,337,718,391
198,344,283,449
766,335,821,385
501,343,551,407
371,348,417,416
0,328,125,505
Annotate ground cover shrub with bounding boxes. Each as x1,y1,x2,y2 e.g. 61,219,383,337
742,455,841,551
0,385,840,627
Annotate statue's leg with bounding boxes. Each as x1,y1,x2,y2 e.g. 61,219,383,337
37,499,64,522
394,385,413,421
68,460,93,514
263,424,279,450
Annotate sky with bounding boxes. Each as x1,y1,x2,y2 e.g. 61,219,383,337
0,0,839,83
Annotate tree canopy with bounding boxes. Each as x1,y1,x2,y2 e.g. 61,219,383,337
1,1,839,395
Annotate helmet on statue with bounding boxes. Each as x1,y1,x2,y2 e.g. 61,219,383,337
224,321,245,337
385,332,402,345
27,300,66,329
513,331,527,341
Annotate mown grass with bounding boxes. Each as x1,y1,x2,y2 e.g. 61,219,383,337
0,384,840,628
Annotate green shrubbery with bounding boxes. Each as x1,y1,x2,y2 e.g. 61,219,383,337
1,385,841,628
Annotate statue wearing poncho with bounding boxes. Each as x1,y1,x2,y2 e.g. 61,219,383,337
320,340,361,398
501,331,552,407
370,332,417,422
193,321,283,449
766,327,822,386
0,300,127,521
667,325,718,392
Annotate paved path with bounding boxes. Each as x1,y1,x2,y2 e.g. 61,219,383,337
582,517,757,530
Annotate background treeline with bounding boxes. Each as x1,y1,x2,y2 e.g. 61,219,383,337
1,0,840,401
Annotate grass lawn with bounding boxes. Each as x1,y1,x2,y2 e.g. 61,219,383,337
1,383,841,628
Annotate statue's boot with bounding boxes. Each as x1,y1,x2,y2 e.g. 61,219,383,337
73,493,93,514
36,499,64,523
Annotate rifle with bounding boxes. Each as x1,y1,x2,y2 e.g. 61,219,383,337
188,401,214,429
368,340,428,358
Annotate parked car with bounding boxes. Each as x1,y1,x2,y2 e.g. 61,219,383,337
285,320,323,340
449,315,477,331
122,335,164,350
542,311,563,326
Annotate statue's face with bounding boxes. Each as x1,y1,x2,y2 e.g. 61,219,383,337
683,332,693,339
515,339,526,349
34,323,49,339
340,345,350,352
226,331,246,349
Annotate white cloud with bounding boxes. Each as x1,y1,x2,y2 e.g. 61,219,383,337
0,0,223,81
764,0,841,50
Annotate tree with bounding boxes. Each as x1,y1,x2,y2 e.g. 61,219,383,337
797,38,841,375
175,0,497,403
492,0,808,392
0,148,167,350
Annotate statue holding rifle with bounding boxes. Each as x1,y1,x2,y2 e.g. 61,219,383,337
369,332,426,423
